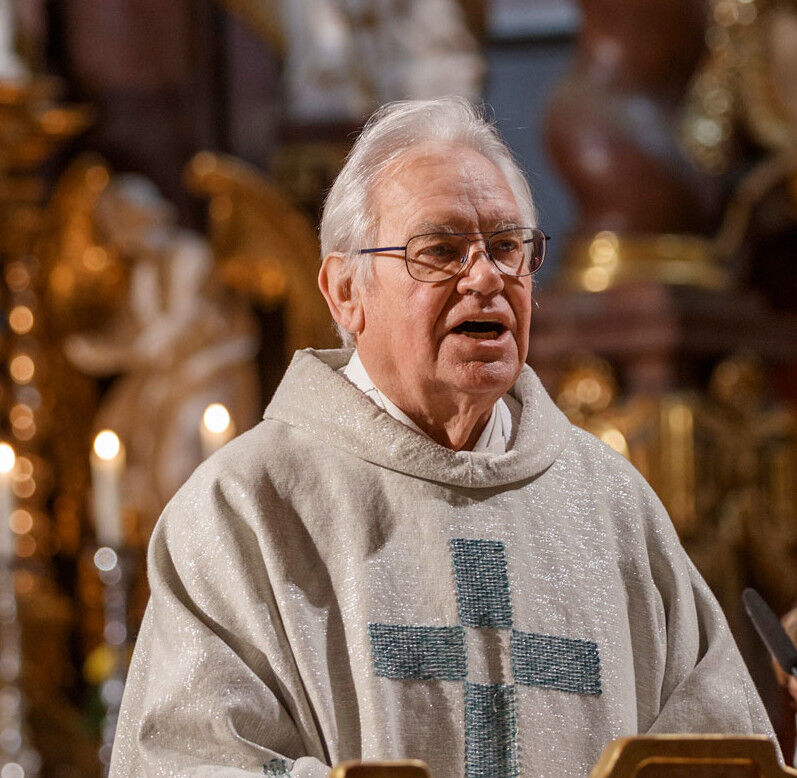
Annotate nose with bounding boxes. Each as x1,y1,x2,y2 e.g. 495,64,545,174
456,239,503,296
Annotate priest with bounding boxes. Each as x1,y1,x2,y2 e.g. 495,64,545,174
110,97,777,778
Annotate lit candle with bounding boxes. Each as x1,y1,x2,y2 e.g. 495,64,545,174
90,430,125,548
0,442,15,559
200,403,235,459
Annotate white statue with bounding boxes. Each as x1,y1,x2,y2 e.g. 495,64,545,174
66,175,262,539
280,0,484,121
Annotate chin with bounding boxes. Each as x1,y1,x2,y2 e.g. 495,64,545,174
439,336,523,394
448,357,520,397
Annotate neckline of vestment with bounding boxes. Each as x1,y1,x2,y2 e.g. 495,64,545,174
340,349,517,454
263,348,571,489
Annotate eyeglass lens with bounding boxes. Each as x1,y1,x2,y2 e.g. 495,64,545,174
405,228,544,282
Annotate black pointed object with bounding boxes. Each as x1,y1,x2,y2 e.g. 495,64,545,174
742,588,797,678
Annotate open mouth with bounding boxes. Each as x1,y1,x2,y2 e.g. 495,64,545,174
451,321,506,340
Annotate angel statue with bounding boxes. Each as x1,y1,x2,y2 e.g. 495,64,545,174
65,175,262,540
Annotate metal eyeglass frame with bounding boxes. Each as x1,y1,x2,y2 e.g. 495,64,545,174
357,227,550,282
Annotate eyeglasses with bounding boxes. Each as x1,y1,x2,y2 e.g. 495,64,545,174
358,227,548,283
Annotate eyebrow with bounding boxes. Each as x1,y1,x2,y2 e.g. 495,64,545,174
495,219,522,231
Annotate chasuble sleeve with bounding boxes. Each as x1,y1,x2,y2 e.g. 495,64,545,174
109,465,331,778
636,493,778,744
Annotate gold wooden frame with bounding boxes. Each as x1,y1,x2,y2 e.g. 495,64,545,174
329,760,431,778
327,737,797,778
590,735,797,778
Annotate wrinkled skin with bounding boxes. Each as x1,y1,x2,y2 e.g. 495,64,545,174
319,142,533,450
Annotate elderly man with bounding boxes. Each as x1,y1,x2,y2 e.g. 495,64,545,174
110,98,775,778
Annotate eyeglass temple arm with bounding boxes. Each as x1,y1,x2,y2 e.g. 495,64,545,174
358,246,406,255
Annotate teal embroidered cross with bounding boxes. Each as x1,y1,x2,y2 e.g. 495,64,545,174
263,758,289,776
368,538,601,778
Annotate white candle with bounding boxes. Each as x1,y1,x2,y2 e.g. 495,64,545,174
0,442,15,559
90,430,125,548
200,403,235,459
0,0,27,81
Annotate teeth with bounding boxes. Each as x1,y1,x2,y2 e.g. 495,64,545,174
463,329,500,339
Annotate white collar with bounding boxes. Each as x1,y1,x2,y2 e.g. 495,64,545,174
340,350,515,453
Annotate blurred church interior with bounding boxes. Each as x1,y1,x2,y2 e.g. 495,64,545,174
0,0,794,774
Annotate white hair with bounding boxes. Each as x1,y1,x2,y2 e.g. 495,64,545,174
320,97,537,346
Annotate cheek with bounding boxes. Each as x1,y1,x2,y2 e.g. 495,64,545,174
510,277,532,311
405,288,449,340
363,280,436,352
518,298,532,335
362,273,406,324
511,286,533,349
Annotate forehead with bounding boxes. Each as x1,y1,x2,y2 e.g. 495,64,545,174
373,143,521,235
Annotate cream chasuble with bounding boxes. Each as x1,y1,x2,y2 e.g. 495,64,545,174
111,348,778,778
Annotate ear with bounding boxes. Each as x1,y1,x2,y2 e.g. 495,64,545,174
318,253,365,338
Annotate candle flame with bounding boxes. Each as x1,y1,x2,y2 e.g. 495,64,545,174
94,546,119,572
94,430,121,460
203,403,231,434
0,443,15,474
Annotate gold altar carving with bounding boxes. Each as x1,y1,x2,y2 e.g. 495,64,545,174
39,155,127,330
0,79,91,262
0,74,101,774
681,0,797,173
0,82,96,570
689,0,797,267
703,355,797,615
560,231,727,294
185,151,338,354
0,77,91,166
737,0,797,151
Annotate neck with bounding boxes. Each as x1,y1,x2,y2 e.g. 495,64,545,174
354,349,498,451
410,402,494,451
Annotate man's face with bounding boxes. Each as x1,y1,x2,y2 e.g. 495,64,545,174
354,143,533,412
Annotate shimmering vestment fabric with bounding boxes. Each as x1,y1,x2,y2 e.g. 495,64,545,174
110,348,776,778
